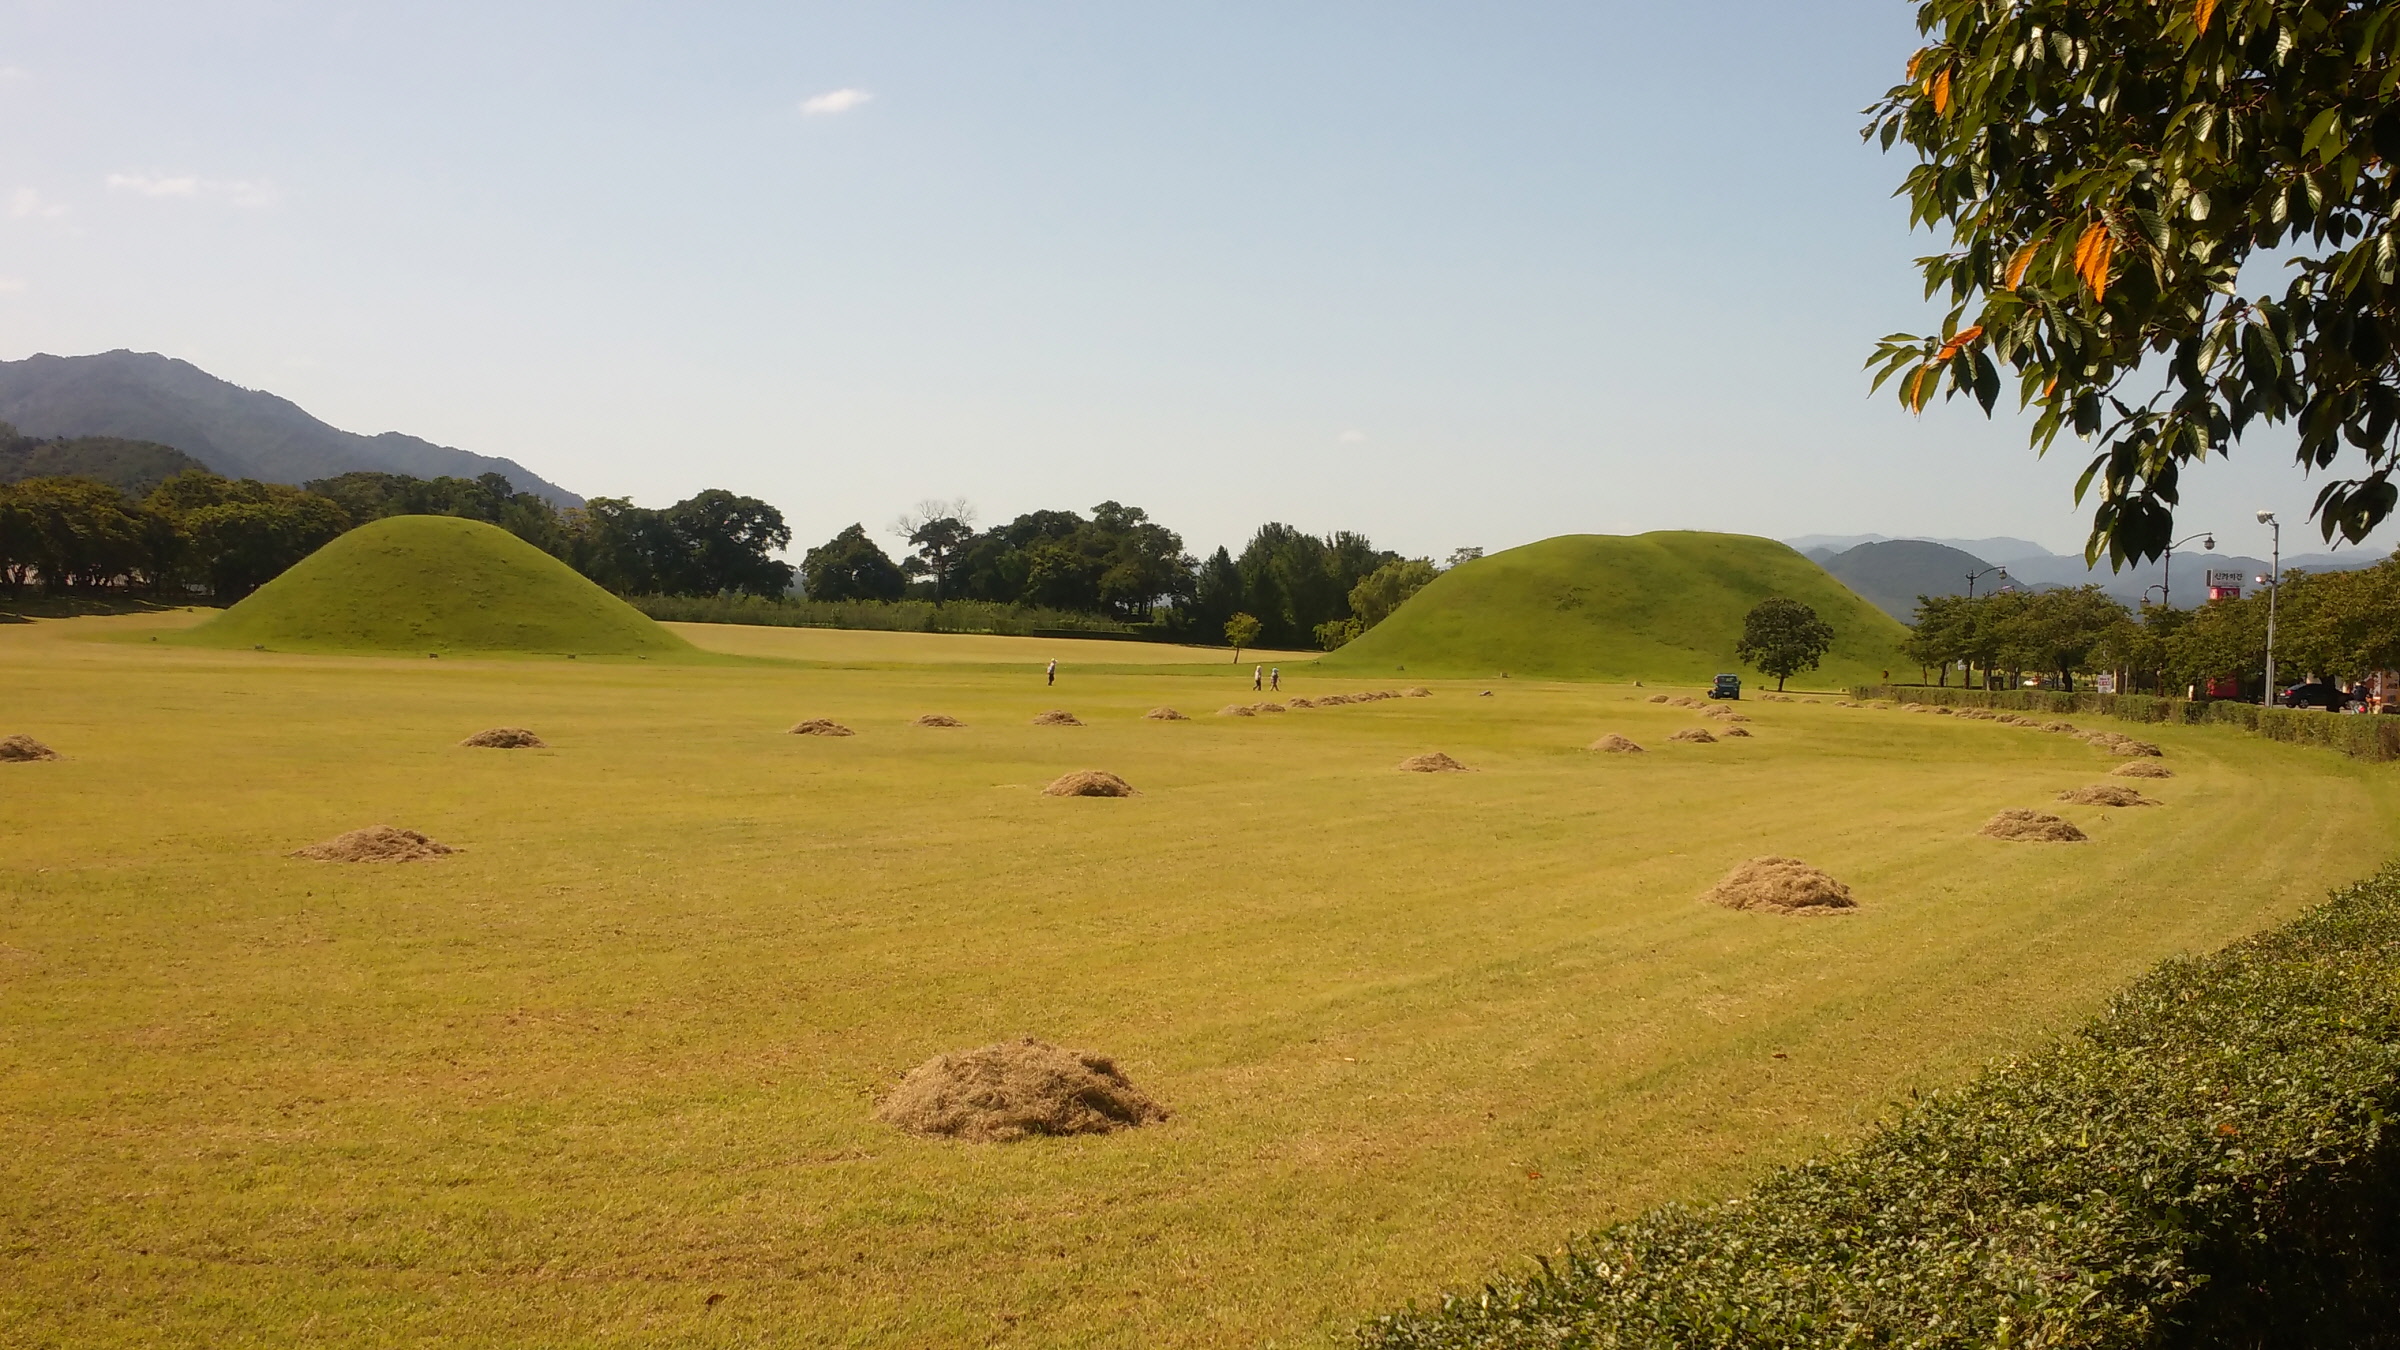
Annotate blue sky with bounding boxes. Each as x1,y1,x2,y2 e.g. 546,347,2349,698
0,1,2361,562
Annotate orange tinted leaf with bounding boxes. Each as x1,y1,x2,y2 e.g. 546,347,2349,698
2195,0,2220,33
1934,325,1986,361
2005,240,2043,289
2073,222,2116,301
1930,68,1952,116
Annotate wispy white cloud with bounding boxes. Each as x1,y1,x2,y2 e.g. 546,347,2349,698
0,66,29,82
10,187,67,219
0,277,27,294
1338,428,1368,444
800,87,872,116
106,173,279,207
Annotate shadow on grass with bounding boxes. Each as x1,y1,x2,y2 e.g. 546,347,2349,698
0,592,221,623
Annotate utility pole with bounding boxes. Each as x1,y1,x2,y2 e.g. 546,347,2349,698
2257,510,2280,706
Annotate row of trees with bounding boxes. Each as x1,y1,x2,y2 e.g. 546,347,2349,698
0,468,795,601
1901,555,2400,694
807,501,1457,647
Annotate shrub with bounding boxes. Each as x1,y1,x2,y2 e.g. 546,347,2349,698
624,593,1146,638
1361,863,2400,1350
1848,685,2399,761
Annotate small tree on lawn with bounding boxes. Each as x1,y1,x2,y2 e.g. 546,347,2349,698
1225,611,1262,663
1737,597,1836,692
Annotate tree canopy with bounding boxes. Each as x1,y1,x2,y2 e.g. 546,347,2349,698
1868,0,2400,564
1736,597,1838,690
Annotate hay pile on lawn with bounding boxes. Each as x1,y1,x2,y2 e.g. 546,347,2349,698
914,714,966,727
292,825,457,862
1979,810,2088,842
1253,702,1287,714
1398,752,1470,772
874,1038,1168,1143
788,719,853,737
2083,730,2163,757
1284,697,1316,708
2112,761,2175,779
1,734,60,762
460,727,546,748
1702,856,1856,915
1404,687,1432,698
1668,728,1717,743
1647,694,1670,704
1589,734,1645,753
2044,721,2078,733
1032,710,1083,727
1218,704,1257,717
2058,783,2159,807
1933,706,1957,716
1143,707,1188,721
1719,725,1753,738
1043,770,1138,798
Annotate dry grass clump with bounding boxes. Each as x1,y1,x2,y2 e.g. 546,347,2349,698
787,719,853,737
1218,704,1257,718
1043,770,1139,798
1979,809,2089,842
2083,730,2164,757
1933,706,1957,716
2044,721,2078,733
873,1038,1168,1143
1668,728,1717,744
1647,694,1670,703
1252,702,1287,714
1398,752,1470,773
914,714,966,728
2112,761,2176,779
292,825,457,862
1588,734,1645,754
1904,704,1936,714
1404,688,1432,698
1143,707,1188,721
1702,856,1856,914
1,733,60,762
1283,697,1316,708
1719,725,1753,737
1032,710,1084,726
460,727,547,748
2058,783,2159,807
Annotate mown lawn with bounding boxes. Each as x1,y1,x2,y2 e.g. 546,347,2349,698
3,615,2392,1348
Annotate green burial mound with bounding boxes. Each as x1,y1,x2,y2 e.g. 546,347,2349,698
1320,531,1910,686
178,515,693,658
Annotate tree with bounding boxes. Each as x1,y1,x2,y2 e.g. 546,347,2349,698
1996,586,2134,691
1866,1,2400,564
1348,558,1438,629
1445,546,1485,569
146,471,350,599
662,490,794,596
892,498,977,600
1225,611,1262,663
1735,597,1836,691
802,523,906,601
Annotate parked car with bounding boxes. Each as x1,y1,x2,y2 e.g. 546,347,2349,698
2280,682,2353,710
1708,674,1742,700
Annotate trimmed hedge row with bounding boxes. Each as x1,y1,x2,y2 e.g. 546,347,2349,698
1849,685,2400,762
1360,864,2400,1349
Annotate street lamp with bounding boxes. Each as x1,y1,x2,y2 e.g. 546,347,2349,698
2143,584,2168,607
1965,565,2010,599
2257,510,2280,706
2159,531,2216,610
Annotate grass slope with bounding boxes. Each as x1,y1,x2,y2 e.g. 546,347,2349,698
1323,531,1911,686
177,514,691,657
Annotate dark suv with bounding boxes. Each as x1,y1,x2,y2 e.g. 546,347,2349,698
1708,674,1742,700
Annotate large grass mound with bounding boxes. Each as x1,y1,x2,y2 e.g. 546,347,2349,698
179,515,692,657
1320,531,1909,685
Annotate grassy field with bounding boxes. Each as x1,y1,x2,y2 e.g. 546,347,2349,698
1322,531,1911,685
4,613,2395,1349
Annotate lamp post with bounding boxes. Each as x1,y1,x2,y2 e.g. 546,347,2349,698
2257,510,2280,706
1965,565,2010,599
2159,531,2216,610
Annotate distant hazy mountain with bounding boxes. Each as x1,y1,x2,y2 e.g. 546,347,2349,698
1816,540,1995,620
1784,532,2055,563
0,430,210,494
0,351,580,505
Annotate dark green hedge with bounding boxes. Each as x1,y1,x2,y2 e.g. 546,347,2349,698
1849,685,2400,761
1360,865,2400,1349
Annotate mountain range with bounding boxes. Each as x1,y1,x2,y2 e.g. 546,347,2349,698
1791,533,2388,619
0,351,580,505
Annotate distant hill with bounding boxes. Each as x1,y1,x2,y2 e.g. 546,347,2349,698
0,428,210,493
1318,531,1911,687
0,351,581,505
1784,532,2054,563
176,515,687,657
1818,540,1995,620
